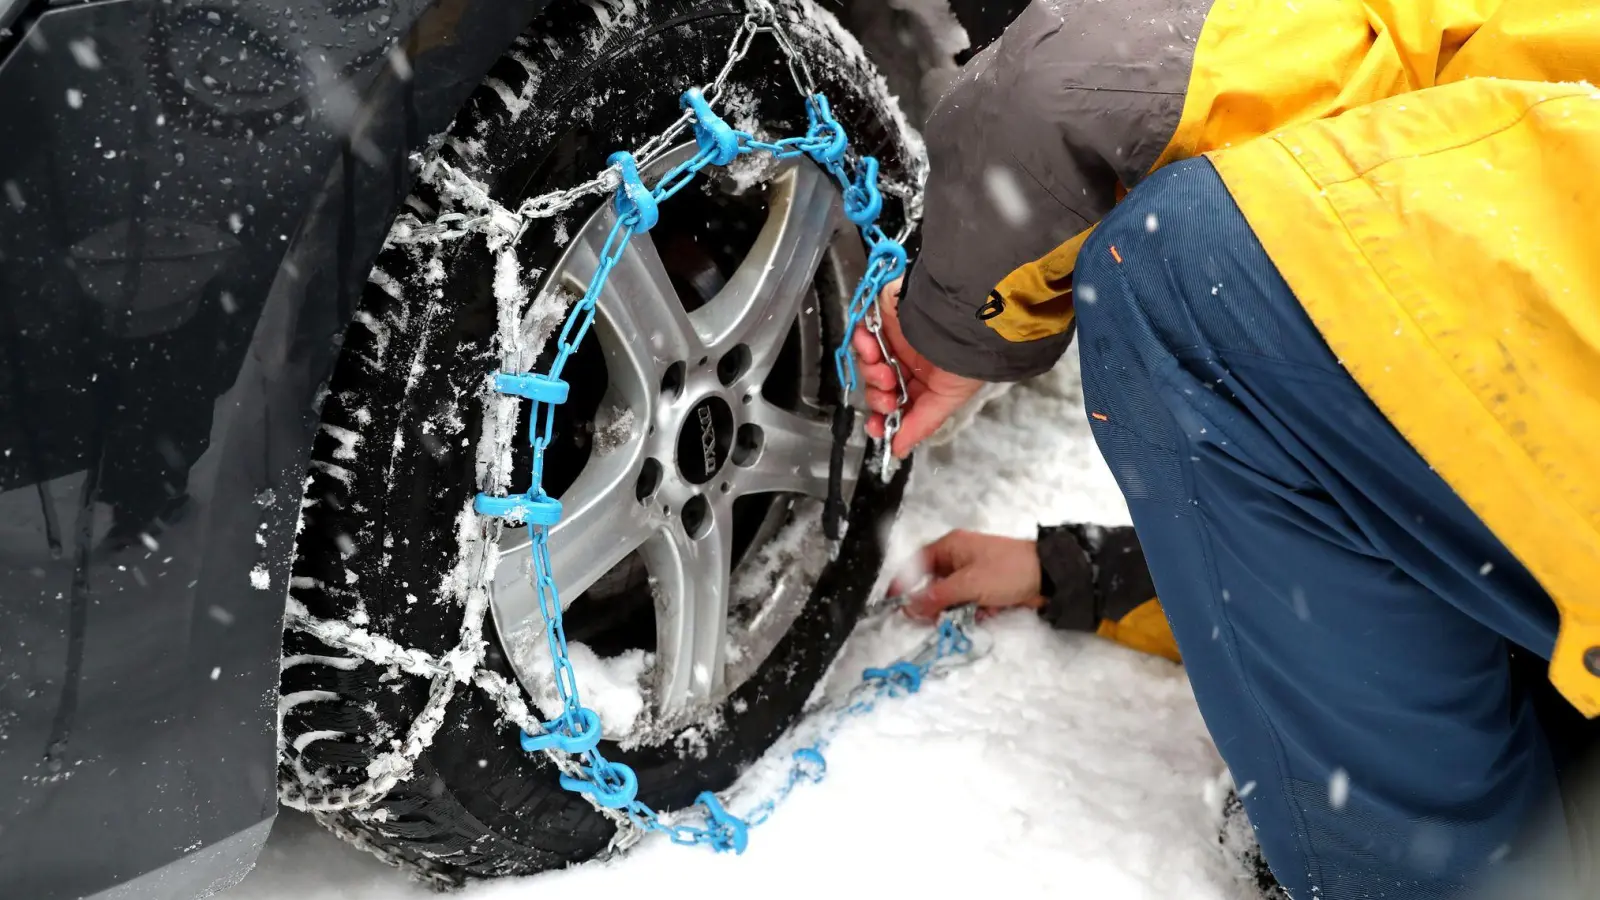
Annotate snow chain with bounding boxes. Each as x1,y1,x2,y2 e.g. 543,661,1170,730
281,0,974,863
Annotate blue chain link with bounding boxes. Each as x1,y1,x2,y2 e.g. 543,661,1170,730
474,86,951,853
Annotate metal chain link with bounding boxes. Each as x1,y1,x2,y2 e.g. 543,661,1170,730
310,809,461,890
863,300,909,471
283,0,929,859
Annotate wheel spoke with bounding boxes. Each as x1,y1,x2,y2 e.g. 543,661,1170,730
645,501,734,713
561,215,703,377
493,443,657,633
691,162,840,378
728,399,858,501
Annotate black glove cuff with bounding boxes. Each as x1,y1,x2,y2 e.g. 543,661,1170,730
1035,524,1100,632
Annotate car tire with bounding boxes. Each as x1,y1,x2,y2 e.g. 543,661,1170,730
277,0,922,885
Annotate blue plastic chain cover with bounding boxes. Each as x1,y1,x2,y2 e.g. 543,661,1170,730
791,747,828,782
608,151,660,232
842,157,883,227
938,619,974,656
473,492,563,526
867,235,908,281
681,88,743,166
803,95,848,164
493,371,570,404
561,760,639,809
520,707,603,754
694,792,751,854
863,660,924,695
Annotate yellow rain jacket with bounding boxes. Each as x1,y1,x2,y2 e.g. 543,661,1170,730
900,1,1600,711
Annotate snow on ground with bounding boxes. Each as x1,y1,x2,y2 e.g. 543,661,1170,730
233,356,1253,900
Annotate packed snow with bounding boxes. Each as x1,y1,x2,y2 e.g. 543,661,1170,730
234,356,1257,900
510,634,653,740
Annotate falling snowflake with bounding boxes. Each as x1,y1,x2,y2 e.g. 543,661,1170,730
1329,768,1350,810
983,166,1031,227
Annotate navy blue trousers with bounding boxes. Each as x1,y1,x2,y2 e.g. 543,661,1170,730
1073,158,1571,899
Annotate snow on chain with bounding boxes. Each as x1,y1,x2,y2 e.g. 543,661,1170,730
279,0,934,864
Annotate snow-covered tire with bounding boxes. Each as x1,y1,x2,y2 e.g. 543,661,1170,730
279,0,921,885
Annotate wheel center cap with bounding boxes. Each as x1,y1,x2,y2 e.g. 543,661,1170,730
677,395,734,485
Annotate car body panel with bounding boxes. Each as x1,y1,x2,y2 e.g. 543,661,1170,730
0,0,548,895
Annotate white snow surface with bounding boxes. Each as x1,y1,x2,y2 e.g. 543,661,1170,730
507,631,652,740
235,358,1252,900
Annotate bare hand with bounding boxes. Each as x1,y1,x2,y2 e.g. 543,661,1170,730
852,278,984,459
891,530,1045,621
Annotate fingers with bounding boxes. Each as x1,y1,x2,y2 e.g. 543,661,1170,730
863,361,899,391
904,566,988,620
854,320,908,394
893,528,1046,625
865,387,900,415
851,325,883,364
900,531,977,617
919,530,972,576
887,530,966,598
879,276,903,311
891,388,970,459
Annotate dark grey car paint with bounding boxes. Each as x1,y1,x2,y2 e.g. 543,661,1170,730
0,1,547,895
0,0,1028,897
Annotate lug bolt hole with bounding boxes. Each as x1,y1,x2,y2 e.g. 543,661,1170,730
635,458,663,503
682,494,712,539
697,355,709,367
719,482,730,494
717,345,751,386
732,423,764,468
661,362,686,399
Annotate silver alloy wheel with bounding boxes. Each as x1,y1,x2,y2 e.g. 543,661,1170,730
490,144,867,729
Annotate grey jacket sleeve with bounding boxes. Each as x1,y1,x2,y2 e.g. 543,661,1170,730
900,0,1211,382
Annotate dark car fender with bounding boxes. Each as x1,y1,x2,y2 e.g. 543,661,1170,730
0,1,548,896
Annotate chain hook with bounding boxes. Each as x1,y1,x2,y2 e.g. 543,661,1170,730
608,151,659,232
693,792,751,854
562,759,639,809
791,747,828,783
520,707,602,754
744,0,776,27
803,95,848,165
863,661,926,696
682,88,744,166
843,156,884,226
